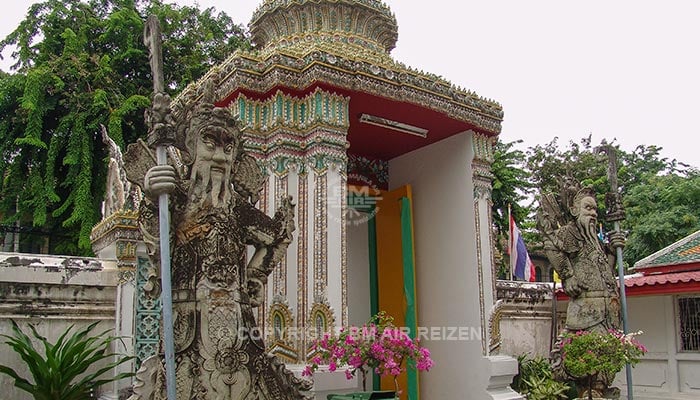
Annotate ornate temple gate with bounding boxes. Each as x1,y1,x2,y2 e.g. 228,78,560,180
86,0,525,398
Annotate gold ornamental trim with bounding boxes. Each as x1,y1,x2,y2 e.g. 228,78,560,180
175,51,502,136
250,0,398,53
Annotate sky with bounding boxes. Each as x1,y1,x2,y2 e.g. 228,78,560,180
1,0,699,168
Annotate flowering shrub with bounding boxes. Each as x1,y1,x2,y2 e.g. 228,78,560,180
560,329,647,399
302,312,434,392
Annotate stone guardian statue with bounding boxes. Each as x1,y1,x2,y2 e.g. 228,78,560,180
124,20,311,399
537,180,627,398
537,181,623,332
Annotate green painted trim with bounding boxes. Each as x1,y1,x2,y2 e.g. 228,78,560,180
368,215,379,318
234,90,350,131
400,196,419,400
367,207,380,391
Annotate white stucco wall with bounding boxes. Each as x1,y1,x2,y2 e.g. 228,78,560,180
614,294,700,400
0,253,118,400
499,308,554,358
389,132,492,399
493,281,561,359
346,218,372,327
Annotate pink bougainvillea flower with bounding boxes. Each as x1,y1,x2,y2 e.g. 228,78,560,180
301,311,435,393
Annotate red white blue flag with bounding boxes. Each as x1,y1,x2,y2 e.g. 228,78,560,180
509,214,536,282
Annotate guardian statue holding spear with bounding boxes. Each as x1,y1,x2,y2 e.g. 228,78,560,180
125,15,311,400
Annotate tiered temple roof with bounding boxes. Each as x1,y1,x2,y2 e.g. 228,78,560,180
174,0,504,148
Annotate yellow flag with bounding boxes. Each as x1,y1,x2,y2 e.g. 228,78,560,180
553,270,561,283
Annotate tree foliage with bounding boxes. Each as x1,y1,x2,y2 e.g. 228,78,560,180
491,139,532,235
623,170,700,265
0,0,247,254
490,139,533,277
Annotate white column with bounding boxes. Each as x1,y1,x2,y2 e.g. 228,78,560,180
91,211,142,400
389,132,522,400
325,164,346,326
472,133,498,355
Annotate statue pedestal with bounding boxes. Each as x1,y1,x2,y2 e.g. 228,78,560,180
485,355,524,400
91,210,144,400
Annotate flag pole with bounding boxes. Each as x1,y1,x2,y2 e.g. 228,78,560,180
508,203,513,280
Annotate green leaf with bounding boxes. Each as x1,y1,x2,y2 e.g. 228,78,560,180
0,0,248,255
0,320,134,399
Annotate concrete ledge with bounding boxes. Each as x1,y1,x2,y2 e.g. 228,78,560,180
0,252,118,286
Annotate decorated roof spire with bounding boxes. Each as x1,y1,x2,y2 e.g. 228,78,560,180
250,0,398,55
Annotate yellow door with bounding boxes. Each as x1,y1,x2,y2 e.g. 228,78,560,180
373,185,419,400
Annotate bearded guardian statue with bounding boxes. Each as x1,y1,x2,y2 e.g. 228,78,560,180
536,181,623,332
124,80,311,400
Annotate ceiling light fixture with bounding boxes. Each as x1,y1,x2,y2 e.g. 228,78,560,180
359,113,428,138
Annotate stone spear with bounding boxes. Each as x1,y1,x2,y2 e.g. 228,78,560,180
143,15,177,400
596,143,634,400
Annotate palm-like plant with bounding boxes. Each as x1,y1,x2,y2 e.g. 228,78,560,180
0,319,134,400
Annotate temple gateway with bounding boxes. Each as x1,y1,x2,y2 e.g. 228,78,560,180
88,0,520,398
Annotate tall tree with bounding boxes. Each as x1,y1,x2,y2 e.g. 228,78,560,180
490,139,533,278
491,139,532,236
525,136,609,205
0,0,248,255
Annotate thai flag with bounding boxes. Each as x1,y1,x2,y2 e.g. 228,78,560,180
509,214,536,282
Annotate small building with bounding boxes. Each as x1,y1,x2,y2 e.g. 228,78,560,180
614,230,700,400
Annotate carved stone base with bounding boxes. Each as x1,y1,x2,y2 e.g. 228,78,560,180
485,355,524,400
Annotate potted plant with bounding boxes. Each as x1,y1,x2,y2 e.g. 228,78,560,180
303,312,433,398
560,329,647,400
